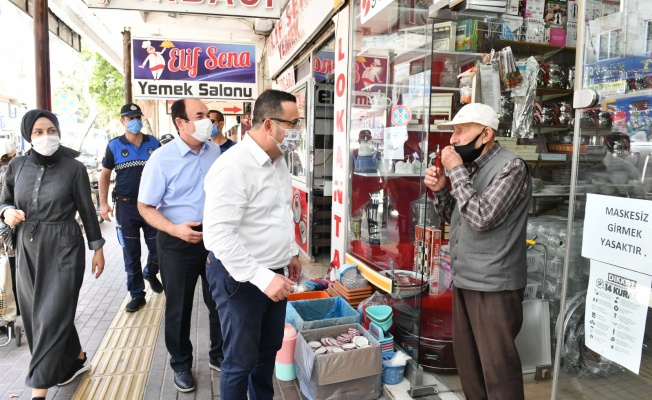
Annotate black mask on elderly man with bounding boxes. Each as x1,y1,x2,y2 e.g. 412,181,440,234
454,129,486,164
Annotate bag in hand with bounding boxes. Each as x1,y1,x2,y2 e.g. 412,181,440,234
0,222,16,250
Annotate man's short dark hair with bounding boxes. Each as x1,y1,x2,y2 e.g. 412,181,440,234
252,90,297,126
171,99,188,133
208,109,224,123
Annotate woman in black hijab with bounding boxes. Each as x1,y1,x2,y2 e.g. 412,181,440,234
0,110,105,400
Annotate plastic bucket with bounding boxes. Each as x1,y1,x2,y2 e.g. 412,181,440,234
382,364,405,385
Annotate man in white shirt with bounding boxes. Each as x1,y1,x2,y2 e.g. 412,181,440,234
203,89,301,400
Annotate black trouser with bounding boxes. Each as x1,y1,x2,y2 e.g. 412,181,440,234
157,230,222,372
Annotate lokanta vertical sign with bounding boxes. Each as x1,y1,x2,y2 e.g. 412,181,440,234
330,5,350,271
132,38,257,100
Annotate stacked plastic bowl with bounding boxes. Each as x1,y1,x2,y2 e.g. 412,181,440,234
275,323,298,381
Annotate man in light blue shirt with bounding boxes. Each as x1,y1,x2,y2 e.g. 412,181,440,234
138,98,223,393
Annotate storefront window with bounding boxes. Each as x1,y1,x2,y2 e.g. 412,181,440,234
554,0,652,398
285,85,307,178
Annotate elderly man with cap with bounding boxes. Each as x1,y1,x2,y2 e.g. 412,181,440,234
0,110,105,399
99,103,162,312
424,103,532,400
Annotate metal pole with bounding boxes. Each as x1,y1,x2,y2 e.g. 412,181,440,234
34,0,51,111
123,29,132,103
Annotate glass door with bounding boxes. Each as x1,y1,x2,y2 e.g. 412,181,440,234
553,1,652,398
346,0,434,392
311,36,336,261
288,80,311,259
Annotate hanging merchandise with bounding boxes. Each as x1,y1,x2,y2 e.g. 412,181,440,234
499,47,524,91
511,57,539,138
478,50,501,112
457,66,477,104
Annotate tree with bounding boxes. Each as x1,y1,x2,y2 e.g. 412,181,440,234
84,48,124,137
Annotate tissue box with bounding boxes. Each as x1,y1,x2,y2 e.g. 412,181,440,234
295,323,382,400
286,297,359,332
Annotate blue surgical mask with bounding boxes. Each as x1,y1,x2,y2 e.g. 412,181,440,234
126,119,143,134
210,124,219,138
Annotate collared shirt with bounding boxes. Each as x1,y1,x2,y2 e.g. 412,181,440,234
102,134,160,198
203,134,298,293
433,142,529,231
138,137,220,224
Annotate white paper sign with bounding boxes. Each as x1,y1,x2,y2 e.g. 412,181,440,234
582,194,652,275
383,126,407,160
585,260,651,374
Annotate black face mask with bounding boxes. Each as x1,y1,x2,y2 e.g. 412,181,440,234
454,130,486,164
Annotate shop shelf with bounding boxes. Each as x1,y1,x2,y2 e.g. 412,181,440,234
353,171,424,178
491,39,576,59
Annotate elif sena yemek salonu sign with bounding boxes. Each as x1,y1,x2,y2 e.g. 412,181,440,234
132,38,257,100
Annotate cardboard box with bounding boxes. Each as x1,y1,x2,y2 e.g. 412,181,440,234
548,26,566,46
566,22,578,47
524,18,546,43
286,297,359,332
506,0,520,15
455,19,484,52
524,0,546,19
544,1,567,26
414,226,442,295
567,0,578,22
295,323,382,400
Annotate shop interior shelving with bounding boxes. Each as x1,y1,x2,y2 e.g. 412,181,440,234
491,39,576,60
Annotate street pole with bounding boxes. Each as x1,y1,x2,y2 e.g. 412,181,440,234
123,29,132,103
34,0,51,111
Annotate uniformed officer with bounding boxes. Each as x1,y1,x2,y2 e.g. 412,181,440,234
99,103,162,312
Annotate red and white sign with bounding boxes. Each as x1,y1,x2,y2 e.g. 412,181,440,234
390,105,411,127
360,0,395,24
277,67,296,92
330,5,350,271
266,0,334,77
86,0,282,19
209,101,244,114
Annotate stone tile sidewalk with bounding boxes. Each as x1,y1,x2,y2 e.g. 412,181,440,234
0,219,328,400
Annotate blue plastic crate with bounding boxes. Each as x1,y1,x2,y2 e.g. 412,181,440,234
286,296,360,331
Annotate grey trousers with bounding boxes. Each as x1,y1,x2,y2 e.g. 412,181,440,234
452,286,525,400
16,221,85,388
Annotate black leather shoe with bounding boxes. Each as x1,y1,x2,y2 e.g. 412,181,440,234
125,297,146,312
209,357,223,372
146,276,164,294
174,370,196,392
